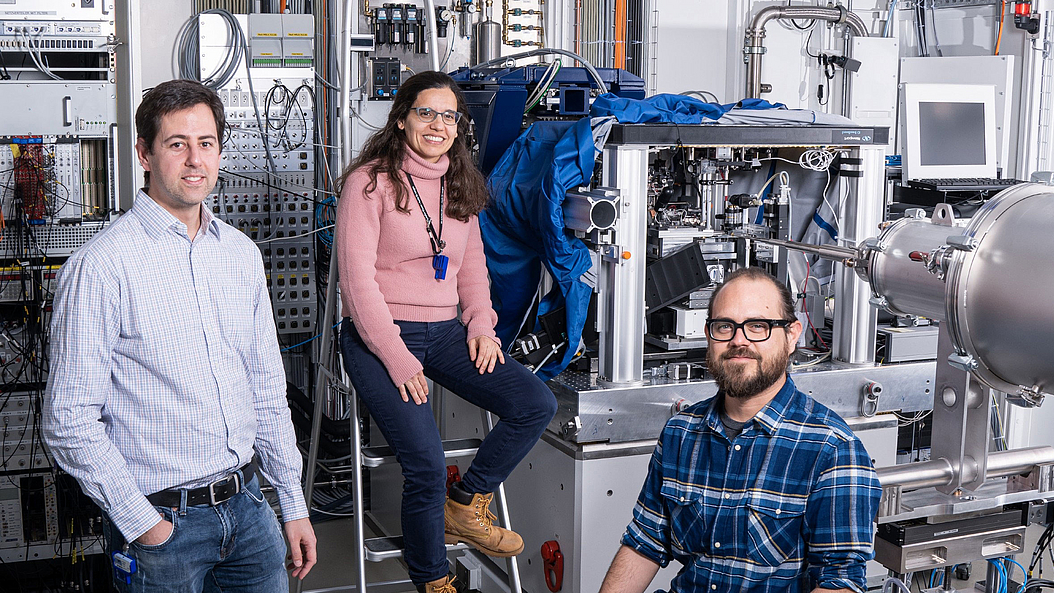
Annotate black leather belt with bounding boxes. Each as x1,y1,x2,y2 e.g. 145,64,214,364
146,461,257,508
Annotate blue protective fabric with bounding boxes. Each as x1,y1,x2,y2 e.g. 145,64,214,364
589,93,784,123
480,94,786,380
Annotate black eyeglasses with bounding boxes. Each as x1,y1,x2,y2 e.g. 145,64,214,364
411,107,462,126
706,318,795,342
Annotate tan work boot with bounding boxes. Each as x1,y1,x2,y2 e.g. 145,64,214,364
421,576,457,593
443,492,524,557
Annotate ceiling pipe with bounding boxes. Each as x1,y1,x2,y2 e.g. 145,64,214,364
744,5,868,99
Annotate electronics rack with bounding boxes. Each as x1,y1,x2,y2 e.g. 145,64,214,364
0,1,113,582
200,14,320,339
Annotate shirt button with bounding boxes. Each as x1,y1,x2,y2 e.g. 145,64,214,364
734,444,741,451
712,585,718,590
724,493,730,499
714,541,721,548
775,509,781,515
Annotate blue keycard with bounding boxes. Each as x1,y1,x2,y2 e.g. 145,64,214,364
432,254,448,280
113,551,137,584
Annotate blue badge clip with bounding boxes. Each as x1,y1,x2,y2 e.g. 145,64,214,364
432,254,448,280
113,551,137,584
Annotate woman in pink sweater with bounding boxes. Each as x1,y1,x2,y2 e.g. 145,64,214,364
336,71,556,593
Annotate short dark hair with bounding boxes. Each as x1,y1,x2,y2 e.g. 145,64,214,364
136,79,225,153
707,267,796,321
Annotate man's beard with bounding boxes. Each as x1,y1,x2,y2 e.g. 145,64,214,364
707,343,790,400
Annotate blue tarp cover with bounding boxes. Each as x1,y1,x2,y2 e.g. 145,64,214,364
480,93,785,379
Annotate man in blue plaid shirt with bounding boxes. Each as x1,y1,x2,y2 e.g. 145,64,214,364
599,267,881,593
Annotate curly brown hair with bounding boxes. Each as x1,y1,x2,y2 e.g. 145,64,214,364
337,71,489,222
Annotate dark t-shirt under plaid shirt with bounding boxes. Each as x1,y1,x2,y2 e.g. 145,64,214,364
621,376,881,593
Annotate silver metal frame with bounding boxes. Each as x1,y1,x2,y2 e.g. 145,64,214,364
597,146,648,386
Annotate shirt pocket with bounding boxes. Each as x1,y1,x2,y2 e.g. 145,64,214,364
214,283,255,348
745,493,807,566
660,480,709,555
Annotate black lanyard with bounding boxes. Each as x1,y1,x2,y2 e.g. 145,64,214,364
405,173,445,255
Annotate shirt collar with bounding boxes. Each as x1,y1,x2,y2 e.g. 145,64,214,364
706,375,799,436
132,189,221,241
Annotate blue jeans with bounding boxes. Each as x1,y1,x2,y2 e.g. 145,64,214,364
339,318,556,584
102,474,287,593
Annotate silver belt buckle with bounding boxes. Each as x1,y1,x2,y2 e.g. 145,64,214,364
207,470,242,506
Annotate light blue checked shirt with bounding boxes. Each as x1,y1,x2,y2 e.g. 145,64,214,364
44,190,308,542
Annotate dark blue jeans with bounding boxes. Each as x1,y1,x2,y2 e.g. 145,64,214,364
339,318,556,584
102,474,287,593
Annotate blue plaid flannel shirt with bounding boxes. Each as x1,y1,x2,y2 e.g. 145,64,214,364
621,376,881,593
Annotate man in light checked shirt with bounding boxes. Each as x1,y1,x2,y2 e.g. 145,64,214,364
43,79,316,592
599,267,881,593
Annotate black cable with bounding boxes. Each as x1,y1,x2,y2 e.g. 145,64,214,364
915,0,930,57
0,49,11,80
787,0,814,31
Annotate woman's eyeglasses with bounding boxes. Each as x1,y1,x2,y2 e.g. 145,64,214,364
411,107,462,126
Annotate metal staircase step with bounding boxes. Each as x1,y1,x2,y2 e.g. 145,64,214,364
363,536,469,562
361,438,482,468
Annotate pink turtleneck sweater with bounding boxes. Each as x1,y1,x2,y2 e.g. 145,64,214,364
337,147,499,387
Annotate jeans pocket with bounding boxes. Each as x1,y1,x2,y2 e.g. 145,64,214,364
131,506,179,552
243,478,267,505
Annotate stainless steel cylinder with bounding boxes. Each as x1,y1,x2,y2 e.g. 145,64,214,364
877,446,1054,491
944,183,1054,396
474,18,502,66
866,184,1054,398
866,216,951,321
876,457,954,490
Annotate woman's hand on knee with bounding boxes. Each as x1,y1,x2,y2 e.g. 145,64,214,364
399,371,429,405
468,336,505,374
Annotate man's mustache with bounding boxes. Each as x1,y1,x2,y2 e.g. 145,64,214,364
721,347,761,361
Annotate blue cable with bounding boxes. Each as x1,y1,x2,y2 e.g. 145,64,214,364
989,559,1007,593
1005,557,1028,593
280,321,341,352
315,196,336,247
883,0,899,38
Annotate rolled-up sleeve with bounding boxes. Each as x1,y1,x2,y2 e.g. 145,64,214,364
806,435,882,593
620,439,673,568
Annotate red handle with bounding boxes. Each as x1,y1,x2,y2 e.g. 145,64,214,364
540,540,564,592
445,465,461,493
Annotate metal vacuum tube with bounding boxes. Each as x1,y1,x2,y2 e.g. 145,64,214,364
859,184,1054,404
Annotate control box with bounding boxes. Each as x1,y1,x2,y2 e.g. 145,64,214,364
369,57,402,100
0,474,59,554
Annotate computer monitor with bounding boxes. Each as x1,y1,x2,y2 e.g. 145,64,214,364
900,83,998,181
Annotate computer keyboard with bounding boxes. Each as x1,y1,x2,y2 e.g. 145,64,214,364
908,178,1026,192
